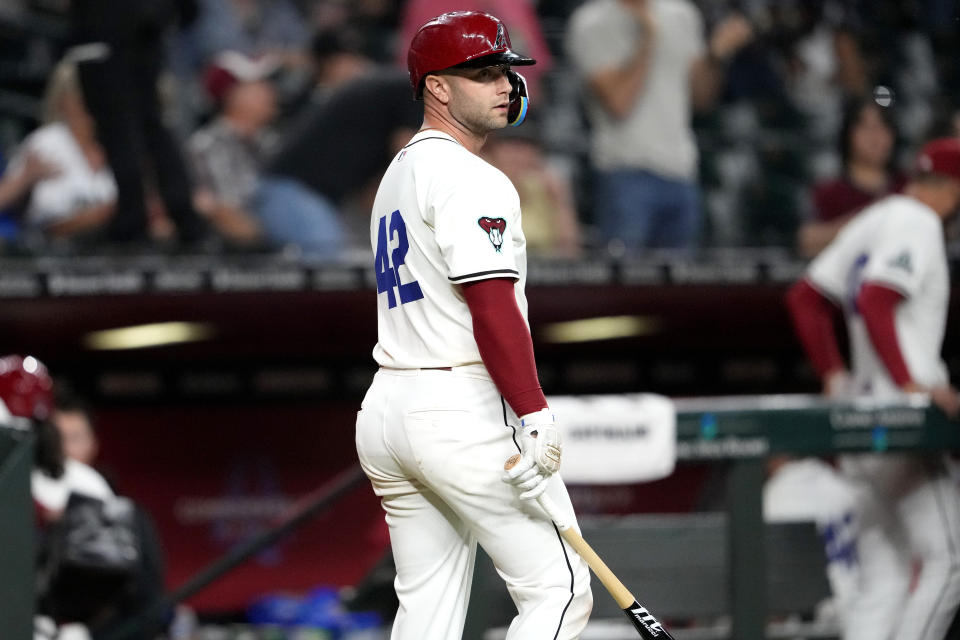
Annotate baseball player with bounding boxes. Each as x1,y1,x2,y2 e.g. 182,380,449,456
354,11,592,640
786,137,960,640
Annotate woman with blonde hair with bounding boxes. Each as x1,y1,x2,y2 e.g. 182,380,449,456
6,56,117,243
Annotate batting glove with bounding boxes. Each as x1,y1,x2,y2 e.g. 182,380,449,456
503,409,562,500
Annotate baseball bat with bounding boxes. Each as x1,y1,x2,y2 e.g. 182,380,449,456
505,454,675,640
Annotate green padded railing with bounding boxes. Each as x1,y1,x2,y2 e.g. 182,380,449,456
0,427,35,640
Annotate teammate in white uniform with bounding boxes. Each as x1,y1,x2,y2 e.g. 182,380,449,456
354,12,592,640
787,137,960,640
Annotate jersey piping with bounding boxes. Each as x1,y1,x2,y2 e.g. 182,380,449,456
501,399,575,639
919,476,960,640
552,525,576,640
402,136,461,150
449,268,520,282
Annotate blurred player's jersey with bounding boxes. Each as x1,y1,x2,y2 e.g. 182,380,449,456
370,130,528,368
808,194,949,396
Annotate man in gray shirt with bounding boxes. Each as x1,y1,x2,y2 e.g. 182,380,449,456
566,0,752,250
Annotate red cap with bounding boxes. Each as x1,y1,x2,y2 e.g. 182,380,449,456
915,137,960,182
203,50,279,104
0,355,54,420
407,11,535,99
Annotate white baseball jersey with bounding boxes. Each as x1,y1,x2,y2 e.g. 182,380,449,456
11,122,117,227
807,194,960,640
807,194,950,396
358,130,592,640
370,129,529,368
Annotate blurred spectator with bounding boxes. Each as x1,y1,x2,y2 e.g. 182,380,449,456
396,1,553,99
69,0,209,245
266,69,421,241
797,96,905,258
309,26,375,102
484,124,583,258
191,0,312,69
52,386,99,469
0,355,112,637
306,0,399,64
170,0,321,130
189,50,348,255
0,146,59,245
834,1,943,143
0,355,167,639
31,420,115,527
1,360,117,523
813,98,903,222
761,1,871,138
566,0,753,252
734,139,811,248
50,388,168,640
3,59,116,245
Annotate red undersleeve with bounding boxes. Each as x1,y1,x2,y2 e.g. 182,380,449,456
856,282,911,387
785,279,846,379
461,278,548,417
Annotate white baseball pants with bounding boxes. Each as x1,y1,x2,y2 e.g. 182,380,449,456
356,366,593,640
840,454,960,640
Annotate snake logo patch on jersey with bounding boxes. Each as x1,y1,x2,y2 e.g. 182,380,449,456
478,217,507,252
888,250,913,274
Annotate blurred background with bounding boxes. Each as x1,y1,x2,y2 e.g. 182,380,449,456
1,0,959,639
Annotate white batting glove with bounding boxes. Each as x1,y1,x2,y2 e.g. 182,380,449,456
502,409,562,500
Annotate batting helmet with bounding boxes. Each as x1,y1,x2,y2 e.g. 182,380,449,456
916,137,960,182
407,11,535,125
0,354,54,422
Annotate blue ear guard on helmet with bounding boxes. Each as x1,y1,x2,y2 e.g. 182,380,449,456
507,70,529,127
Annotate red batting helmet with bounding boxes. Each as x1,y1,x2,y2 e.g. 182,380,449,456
915,137,960,182
407,11,536,100
0,354,54,421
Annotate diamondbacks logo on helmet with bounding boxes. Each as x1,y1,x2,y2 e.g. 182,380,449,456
478,217,507,252
494,23,506,50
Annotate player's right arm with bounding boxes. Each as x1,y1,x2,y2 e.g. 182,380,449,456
426,153,562,495
461,278,560,499
854,204,960,417
785,278,849,396
461,278,546,417
856,281,960,417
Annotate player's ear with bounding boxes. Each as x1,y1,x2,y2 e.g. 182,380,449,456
423,74,451,104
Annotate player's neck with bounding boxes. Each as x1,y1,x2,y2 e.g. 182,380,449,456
421,109,487,155
905,182,954,220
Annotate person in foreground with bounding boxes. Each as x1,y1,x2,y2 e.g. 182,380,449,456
786,137,960,640
354,11,592,640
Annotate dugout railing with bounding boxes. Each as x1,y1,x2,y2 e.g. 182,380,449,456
0,426,36,640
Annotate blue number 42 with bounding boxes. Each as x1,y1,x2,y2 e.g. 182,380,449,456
375,210,424,308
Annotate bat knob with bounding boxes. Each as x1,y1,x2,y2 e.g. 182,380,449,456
504,454,521,470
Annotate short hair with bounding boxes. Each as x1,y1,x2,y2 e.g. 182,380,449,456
53,380,91,420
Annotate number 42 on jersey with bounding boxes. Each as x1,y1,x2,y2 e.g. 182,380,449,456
375,210,424,308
